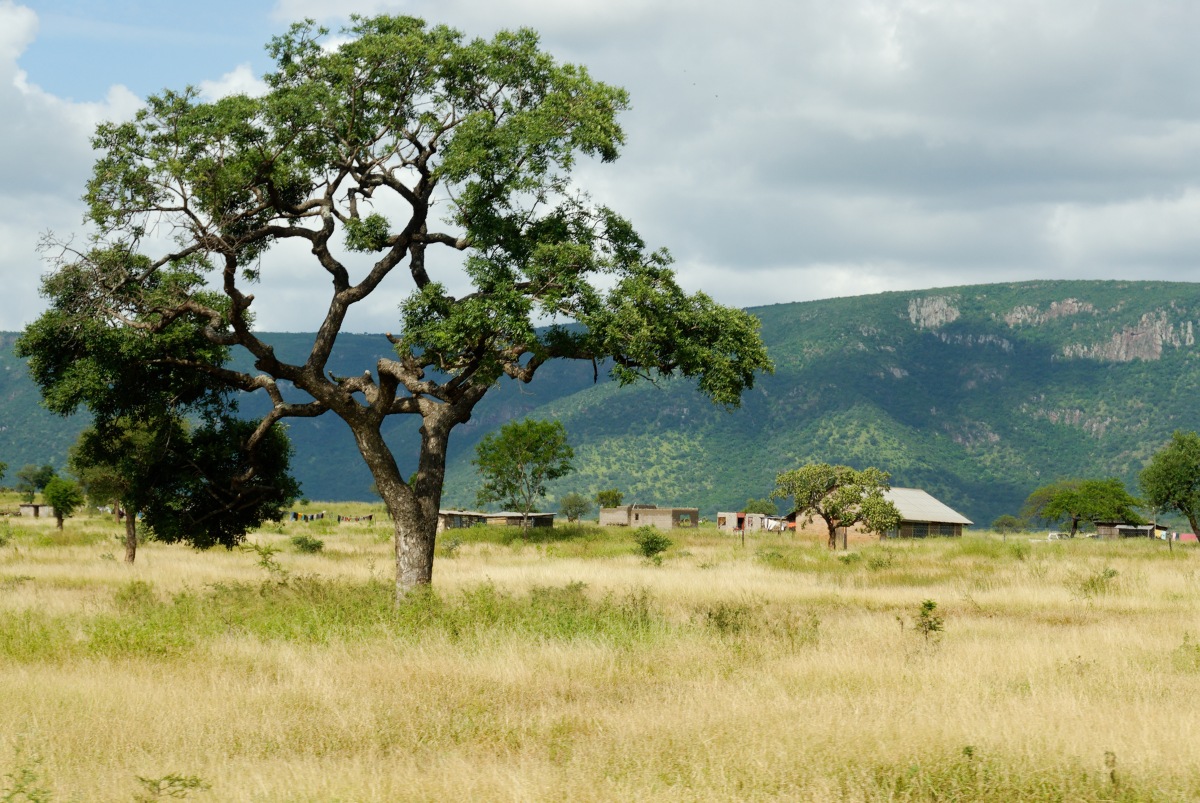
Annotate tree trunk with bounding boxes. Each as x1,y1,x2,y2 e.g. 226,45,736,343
55,513,64,530
350,416,451,602
1069,516,1080,537
124,511,137,563
826,522,838,550
1184,508,1200,539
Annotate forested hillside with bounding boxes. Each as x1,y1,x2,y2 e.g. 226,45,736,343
6,280,1200,525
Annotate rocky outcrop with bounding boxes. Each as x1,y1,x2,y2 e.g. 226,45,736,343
1021,402,1116,438
1061,311,1194,362
1003,298,1096,327
908,296,960,330
936,332,1014,352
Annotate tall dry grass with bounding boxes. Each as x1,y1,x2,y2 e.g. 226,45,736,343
1,507,1198,800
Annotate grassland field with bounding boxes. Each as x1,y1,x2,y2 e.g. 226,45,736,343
1,492,1200,801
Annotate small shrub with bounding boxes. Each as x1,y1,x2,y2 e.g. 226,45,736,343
134,772,210,801
290,534,325,554
865,548,895,571
913,599,944,643
1,744,51,803
0,522,10,548
699,601,757,636
838,552,862,565
1068,566,1120,600
633,526,672,564
240,541,288,580
439,537,463,558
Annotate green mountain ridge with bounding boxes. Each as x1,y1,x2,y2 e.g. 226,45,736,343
5,279,1200,526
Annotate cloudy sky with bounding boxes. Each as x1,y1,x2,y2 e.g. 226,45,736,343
4,0,1200,332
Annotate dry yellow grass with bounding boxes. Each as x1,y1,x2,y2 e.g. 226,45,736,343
1,506,1199,800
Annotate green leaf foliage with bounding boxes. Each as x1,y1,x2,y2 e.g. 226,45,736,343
474,418,574,522
42,475,84,529
1022,477,1142,536
773,463,900,548
1140,430,1200,534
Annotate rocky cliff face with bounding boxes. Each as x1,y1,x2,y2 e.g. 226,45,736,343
908,296,960,329
1003,298,1096,326
1061,311,1195,362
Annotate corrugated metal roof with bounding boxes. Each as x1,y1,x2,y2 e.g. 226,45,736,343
883,488,973,525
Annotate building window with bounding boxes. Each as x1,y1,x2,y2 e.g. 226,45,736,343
912,523,929,538
939,523,955,536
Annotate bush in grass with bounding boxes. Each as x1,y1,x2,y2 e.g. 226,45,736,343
291,534,325,554
633,526,672,564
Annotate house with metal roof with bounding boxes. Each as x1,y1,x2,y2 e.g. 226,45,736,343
880,487,972,538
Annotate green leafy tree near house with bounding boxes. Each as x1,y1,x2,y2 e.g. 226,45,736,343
1021,477,1142,537
558,492,593,522
742,497,777,515
17,15,771,599
772,464,901,549
1140,430,1200,536
475,419,574,532
15,464,56,503
596,489,625,509
42,476,84,530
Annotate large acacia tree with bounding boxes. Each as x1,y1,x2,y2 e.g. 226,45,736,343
1021,477,1142,537
772,464,900,549
25,16,771,597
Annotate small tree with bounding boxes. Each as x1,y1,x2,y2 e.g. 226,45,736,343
559,492,593,522
596,489,624,509
772,463,901,549
0,461,6,485
474,419,574,533
43,476,84,530
15,464,56,504
1022,478,1142,537
742,497,777,515
991,514,1025,535
1141,430,1200,535
633,525,672,564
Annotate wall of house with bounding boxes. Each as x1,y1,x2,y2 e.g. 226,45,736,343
894,521,963,538
599,506,631,526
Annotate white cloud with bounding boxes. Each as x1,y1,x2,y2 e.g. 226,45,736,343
11,0,1200,333
0,2,143,330
198,63,268,101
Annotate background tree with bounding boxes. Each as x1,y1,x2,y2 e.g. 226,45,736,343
558,492,593,522
15,464,56,503
475,419,574,532
69,417,297,562
42,476,84,530
19,16,771,598
596,489,625,509
0,461,6,485
1140,430,1200,535
742,497,778,515
1021,477,1142,536
772,464,900,549
991,514,1025,535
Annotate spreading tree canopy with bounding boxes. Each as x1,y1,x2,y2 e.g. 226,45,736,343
1140,430,1200,535
772,464,900,549
1021,477,1142,536
14,464,56,504
20,16,771,597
